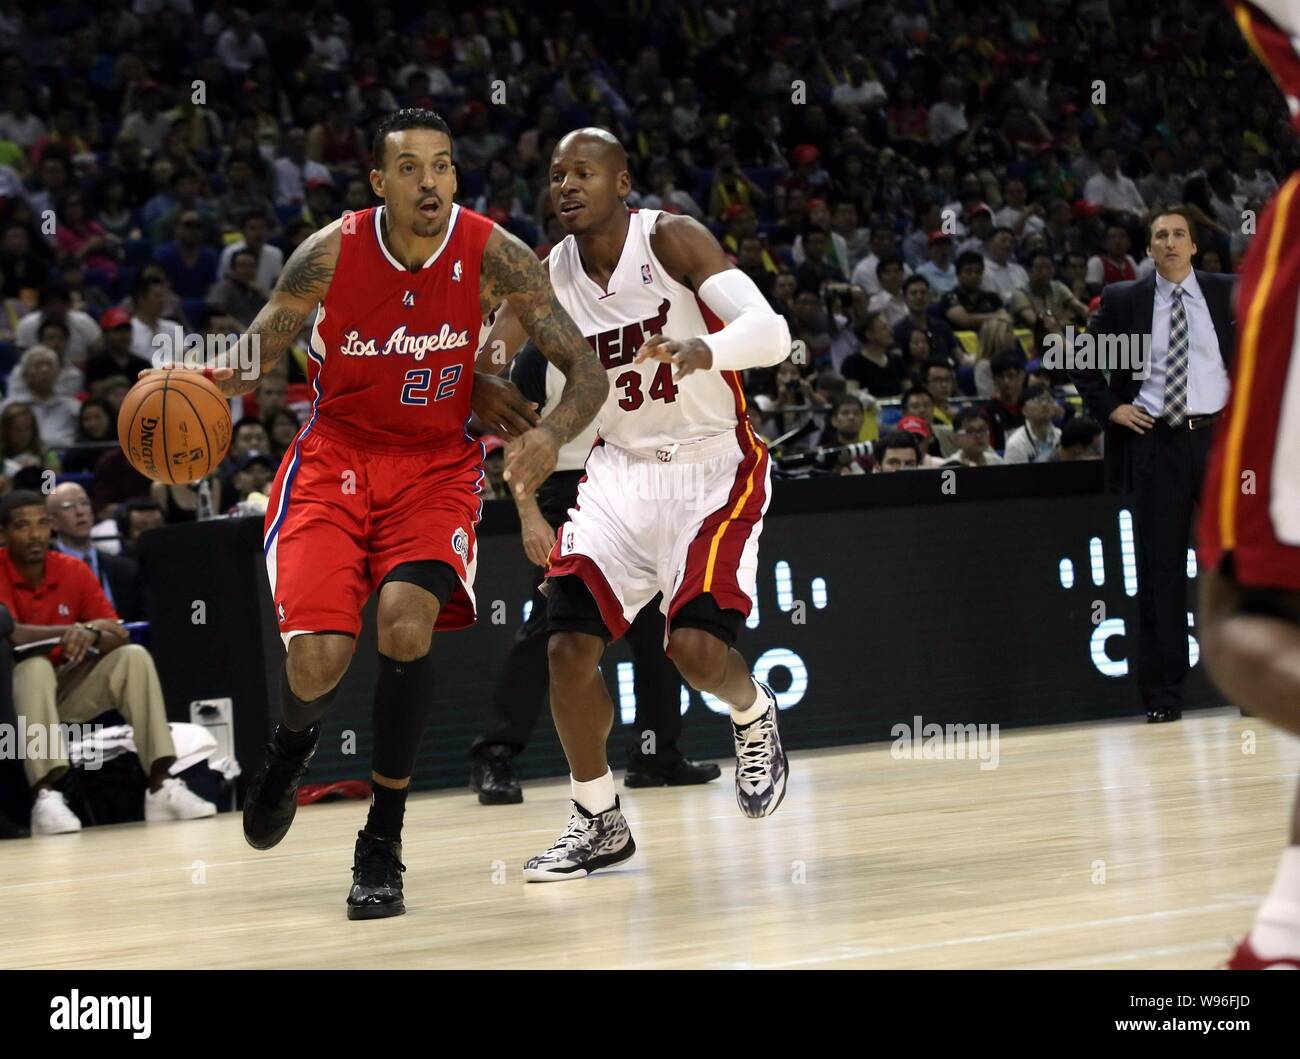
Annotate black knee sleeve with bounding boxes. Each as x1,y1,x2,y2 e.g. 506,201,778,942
371,650,437,780
280,663,339,731
381,560,460,606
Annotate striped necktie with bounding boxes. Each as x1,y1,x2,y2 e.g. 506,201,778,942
1163,284,1189,426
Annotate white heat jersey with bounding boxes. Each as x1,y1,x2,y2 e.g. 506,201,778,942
546,208,748,452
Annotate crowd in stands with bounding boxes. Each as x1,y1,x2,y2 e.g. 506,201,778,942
0,0,1289,515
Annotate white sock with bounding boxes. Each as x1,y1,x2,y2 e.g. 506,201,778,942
729,677,767,726
1249,846,1300,957
571,769,615,815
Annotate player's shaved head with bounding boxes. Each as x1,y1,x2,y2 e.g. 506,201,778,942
550,128,632,235
553,127,628,172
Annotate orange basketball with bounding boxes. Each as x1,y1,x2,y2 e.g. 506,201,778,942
117,371,233,485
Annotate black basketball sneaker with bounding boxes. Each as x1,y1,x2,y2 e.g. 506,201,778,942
522,796,636,882
242,728,318,850
732,682,788,818
346,830,406,920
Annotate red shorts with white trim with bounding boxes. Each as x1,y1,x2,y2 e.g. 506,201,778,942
263,419,484,645
545,427,770,641
1198,172,1300,591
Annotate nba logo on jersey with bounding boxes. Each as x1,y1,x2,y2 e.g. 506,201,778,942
277,602,285,623
452,259,462,283
58,603,69,618
451,526,469,560
562,528,575,555
641,263,652,284
402,290,416,308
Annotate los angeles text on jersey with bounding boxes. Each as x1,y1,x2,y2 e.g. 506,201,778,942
339,323,472,360
586,297,670,368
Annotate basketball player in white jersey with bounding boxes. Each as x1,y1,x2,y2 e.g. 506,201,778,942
481,128,792,880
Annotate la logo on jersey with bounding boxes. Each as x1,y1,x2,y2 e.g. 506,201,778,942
402,290,416,308
452,259,462,283
451,526,469,560
339,323,471,361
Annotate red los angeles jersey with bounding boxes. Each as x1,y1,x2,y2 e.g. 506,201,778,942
306,203,493,453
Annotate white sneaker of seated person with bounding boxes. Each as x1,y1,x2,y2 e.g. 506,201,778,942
145,778,218,822
31,788,82,835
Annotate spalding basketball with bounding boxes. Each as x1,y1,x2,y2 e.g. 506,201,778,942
118,371,232,484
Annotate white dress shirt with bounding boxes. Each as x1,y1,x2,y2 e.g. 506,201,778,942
1136,270,1230,418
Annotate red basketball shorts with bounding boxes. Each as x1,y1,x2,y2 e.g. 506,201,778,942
263,421,485,645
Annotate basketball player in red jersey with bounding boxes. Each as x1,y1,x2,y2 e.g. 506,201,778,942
1198,0,1300,968
156,110,607,918
480,129,791,881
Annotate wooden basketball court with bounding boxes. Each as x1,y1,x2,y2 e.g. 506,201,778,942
1,707,1294,970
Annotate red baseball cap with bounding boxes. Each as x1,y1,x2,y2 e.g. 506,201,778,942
100,307,131,330
897,415,932,439
928,230,953,245
792,143,820,167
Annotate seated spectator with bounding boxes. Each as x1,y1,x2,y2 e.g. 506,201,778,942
0,347,80,447
206,248,267,330
914,231,958,295
923,359,957,426
153,211,220,301
264,406,301,462
850,226,903,296
816,396,871,475
901,327,936,385
8,320,84,399
900,385,958,458
1,402,59,479
59,398,117,475
893,275,961,367
217,211,284,293
227,449,275,509
895,413,949,467
215,156,277,236
53,189,122,287
84,309,154,391
1009,251,1090,343
217,414,272,496
1054,416,1104,461
734,235,775,302
115,497,165,559
125,275,185,364
980,227,1028,303
867,255,908,328
955,202,995,258
942,406,1005,467
841,311,905,397
938,251,1012,331
47,482,141,620
0,490,216,833
1003,384,1063,464
795,226,846,287
768,359,829,440
984,350,1028,449
274,127,333,208
14,281,101,364
635,158,705,221
1085,224,1139,296
874,429,922,472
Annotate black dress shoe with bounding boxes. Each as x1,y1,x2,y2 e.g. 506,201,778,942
470,746,523,805
0,808,29,839
624,754,722,788
1146,706,1182,723
243,730,318,850
347,830,406,920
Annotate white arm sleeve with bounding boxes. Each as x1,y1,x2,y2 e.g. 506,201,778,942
695,269,792,372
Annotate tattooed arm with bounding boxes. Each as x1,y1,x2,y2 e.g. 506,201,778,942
140,222,342,397
217,222,341,397
479,226,607,497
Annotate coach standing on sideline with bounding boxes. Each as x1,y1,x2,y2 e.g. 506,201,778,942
1071,206,1235,722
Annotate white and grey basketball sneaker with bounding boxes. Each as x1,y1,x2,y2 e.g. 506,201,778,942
733,682,788,818
522,797,636,882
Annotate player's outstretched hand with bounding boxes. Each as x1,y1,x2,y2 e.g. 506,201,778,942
136,365,236,384
472,371,541,438
503,426,559,499
520,508,556,567
634,335,713,381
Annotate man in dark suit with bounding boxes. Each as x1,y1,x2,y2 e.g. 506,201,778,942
46,483,142,622
1071,206,1232,722
1072,206,1235,722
